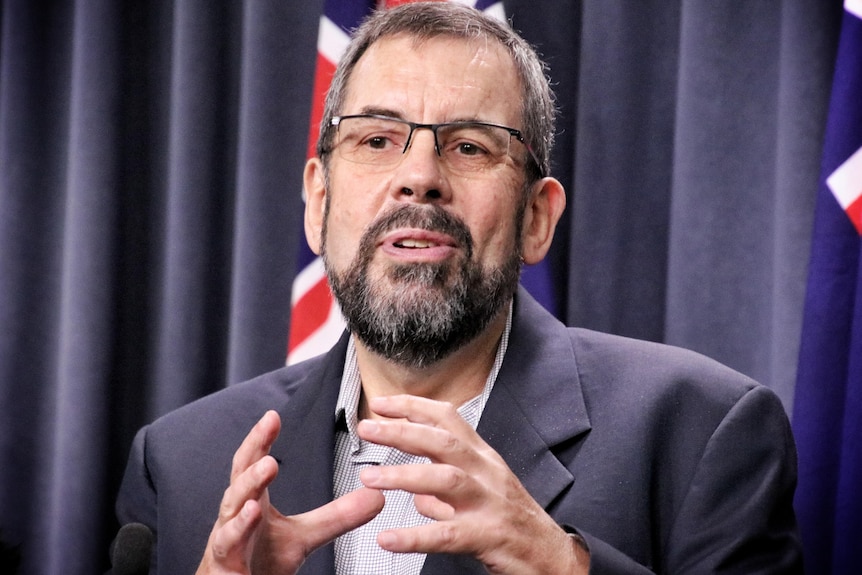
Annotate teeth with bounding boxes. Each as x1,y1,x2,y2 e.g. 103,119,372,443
398,239,436,248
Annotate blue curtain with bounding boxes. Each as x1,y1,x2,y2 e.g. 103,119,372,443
0,0,843,573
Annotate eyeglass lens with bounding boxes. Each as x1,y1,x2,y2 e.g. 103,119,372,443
333,116,517,174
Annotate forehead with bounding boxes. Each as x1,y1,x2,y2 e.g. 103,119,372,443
343,34,522,124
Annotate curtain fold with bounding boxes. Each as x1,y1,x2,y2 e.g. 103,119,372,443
41,1,122,571
665,0,842,411
666,1,786,397
564,0,680,344
0,1,842,573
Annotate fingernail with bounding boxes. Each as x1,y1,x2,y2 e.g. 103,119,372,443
361,419,379,435
378,531,397,548
361,466,381,485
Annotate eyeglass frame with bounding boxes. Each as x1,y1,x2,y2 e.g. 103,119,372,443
322,113,546,178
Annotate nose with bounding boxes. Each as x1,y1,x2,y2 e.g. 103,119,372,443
392,128,449,203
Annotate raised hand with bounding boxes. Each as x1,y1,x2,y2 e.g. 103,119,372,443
196,410,385,575
356,395,589,575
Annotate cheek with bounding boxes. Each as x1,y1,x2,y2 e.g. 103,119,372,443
463,186,524,258
324,207,362,265
485,217,521,257
323,187,382,266
328,168,388,223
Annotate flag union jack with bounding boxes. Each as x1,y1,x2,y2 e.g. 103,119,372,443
793,1,862,572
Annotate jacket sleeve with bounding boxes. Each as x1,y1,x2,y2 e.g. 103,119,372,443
579,386,802,574
663,385,802,573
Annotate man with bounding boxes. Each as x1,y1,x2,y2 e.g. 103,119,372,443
115,3,803,573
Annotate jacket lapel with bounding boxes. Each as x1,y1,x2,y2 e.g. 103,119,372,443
268,334,350,575
484,288,591,505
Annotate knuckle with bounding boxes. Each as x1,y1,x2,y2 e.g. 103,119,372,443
441,465,467,491
218,487,235,521
441,429,460,451
210,538,228,561
437,522,459,548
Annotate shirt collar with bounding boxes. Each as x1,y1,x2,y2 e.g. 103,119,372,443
335,301,513,445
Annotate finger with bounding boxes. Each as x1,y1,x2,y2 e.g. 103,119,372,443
218,454,279,525
363,396,484,460
357,417,487,469
377,521,470,555
414,494,455,521
207,499,264,569
288,487,385,552
360,463,478,504
231,410,281,481
366,395,469,429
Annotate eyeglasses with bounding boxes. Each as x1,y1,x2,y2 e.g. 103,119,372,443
324,114,544,177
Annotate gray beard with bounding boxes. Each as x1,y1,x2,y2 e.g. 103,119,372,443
323,203,523,368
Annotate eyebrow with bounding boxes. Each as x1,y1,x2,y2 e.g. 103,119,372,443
357,106,404,120
354,106,490,126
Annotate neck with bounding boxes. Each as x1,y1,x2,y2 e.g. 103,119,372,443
354,303,509,420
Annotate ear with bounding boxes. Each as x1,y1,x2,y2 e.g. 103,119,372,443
521,176,566,265
303,157,327,255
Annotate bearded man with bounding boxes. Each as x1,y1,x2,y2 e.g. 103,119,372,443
114,3,802,574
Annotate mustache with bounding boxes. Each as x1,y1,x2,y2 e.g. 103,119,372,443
359,204,474,258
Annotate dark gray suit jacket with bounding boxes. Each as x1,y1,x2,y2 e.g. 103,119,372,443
115,287,802,573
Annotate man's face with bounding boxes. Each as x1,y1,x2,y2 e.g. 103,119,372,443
315,35,530,367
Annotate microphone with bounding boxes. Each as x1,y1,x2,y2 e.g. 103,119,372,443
111,523,153,575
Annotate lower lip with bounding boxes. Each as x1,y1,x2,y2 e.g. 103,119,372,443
380,243,457,262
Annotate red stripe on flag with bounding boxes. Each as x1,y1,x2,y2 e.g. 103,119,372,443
288,277,335,353
847,194,862,235
307,54,338,160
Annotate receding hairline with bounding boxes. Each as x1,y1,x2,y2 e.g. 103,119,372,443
348,3,517,50
342,32,523,107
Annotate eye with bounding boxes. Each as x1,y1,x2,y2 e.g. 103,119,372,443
339,117,408,153
364,135,393,150
440,124,507,161
455,141,489,156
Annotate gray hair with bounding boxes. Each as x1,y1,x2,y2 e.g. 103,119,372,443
316,2,556,181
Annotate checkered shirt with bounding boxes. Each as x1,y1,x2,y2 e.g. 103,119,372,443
332,305,512,575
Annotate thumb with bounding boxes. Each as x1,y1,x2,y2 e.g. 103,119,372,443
294,487,385,552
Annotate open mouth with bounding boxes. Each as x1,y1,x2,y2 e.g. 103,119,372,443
394,238,439,249
362,204,474,262
381,229,458,262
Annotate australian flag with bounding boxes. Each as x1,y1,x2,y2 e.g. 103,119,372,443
793,1,862,573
